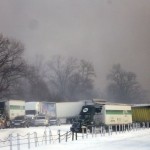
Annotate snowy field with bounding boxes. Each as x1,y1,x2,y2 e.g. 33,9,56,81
0,125,150,150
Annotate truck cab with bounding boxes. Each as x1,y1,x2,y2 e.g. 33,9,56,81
70,105,102,132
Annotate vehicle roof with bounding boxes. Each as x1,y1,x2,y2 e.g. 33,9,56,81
132,104,150,107
94,101,131,106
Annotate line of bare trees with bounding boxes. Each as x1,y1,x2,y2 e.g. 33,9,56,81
22,55,97,101
0,34,147,103
0,34,97,101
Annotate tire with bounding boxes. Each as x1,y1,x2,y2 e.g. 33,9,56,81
25,123,29,128
87,126,92,133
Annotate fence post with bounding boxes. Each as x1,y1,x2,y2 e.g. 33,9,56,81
147,122,149,128
119,124,121,133
100,126,102,136
82,126,85,139
9,134,12,150
66,131,68,142
58,130,61,143
17,134,20,150
72,132,74,141
136,123,138,131
34,132,37,147
121,124,123,132
49,130,51,144
103,126,106,136
92,126,94,137
94,126,97,137
44,131,47,145
75,132,77,140
110,126,112,135
108,126,110,136
123,124,125,132
108,126,112,135
86,127,88,138
130,124,132,130
28,133,30,149
142,122,145,129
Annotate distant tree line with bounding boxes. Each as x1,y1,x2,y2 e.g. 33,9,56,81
0,34,147,103
0,34,97,102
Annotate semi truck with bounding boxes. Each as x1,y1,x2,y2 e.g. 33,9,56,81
25,101,85,125
25,101,56,118
25,102,41,118
0,100,25,128
70,100,132,132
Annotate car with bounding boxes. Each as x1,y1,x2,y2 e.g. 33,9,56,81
25,115,36,126
34,115,49,126
49,118,58,126
10,116,30,128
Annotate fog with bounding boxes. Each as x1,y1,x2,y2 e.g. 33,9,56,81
0,0,150,100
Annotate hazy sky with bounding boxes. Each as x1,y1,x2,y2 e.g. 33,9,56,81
0,0,150,93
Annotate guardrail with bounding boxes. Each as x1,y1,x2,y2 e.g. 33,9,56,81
0,122,149,150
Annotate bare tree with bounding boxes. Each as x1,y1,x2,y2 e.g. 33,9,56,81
25,56,51,101
106,64,146,103
47,56,77,100
10,78,31,100
47,56,96,101
0,34,26,98
69,60,96,99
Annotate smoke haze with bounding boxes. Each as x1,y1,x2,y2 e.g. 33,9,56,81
0,0,150,100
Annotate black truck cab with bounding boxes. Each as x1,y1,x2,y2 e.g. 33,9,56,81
70,105,102,132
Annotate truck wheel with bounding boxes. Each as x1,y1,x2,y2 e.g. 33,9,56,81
88,127,92,133
26,123,29,128
0,124,4,129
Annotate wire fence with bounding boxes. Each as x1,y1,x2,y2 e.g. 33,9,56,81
0,122,149,150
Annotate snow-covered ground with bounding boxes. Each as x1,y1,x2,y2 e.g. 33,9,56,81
0,125,150,150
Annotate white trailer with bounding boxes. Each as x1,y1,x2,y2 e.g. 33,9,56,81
26,101,86,124
7,100,25,120
55,101,85,124
25,102,41,118
1,100,25,120
56,101,85,118
98,103,132,125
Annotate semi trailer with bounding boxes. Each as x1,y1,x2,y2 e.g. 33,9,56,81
0,100,25,128
25,101,85,125
132,104,150,126
70,100,132,132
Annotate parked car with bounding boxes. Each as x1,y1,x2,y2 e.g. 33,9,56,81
34,115,49,126
25,115,36,126
49,118,58,126
10,116,30,128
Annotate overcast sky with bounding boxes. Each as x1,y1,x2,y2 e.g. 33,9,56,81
0,0,150,94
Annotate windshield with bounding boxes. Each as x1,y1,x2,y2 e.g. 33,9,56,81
36,116,46,119
79,114,91,120
26,110,36,115
14,116,25,120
